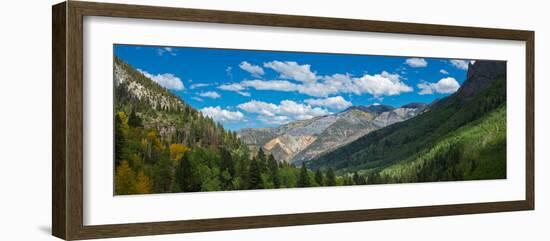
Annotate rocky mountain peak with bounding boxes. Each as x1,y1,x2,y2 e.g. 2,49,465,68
345,104,395,114
401,102,428,109
115,58,184,112
457,60,506,99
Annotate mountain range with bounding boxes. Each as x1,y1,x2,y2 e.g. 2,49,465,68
237,102,427,164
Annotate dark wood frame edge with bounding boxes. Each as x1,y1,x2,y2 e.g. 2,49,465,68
52,1,67,239
52,1,535,240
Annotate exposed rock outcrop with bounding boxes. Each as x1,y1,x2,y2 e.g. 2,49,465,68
457,60,506,99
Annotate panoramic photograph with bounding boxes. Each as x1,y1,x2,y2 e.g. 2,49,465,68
113,44,506,195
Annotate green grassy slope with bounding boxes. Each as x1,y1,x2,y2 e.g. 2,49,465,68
376,105,506,183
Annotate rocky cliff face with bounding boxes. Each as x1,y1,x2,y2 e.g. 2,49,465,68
457,60,506,99
114,58,189,141
115,60,184,112
237,103,426,164
373,103,427,127
237,115,335,162
346,104,394,114
291,109,378,164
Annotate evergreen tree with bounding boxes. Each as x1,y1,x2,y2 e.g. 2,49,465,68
248,157,263,189
470,159,477,173
314,168,324,186
114,112,127,166
297,163,311,187
178,154,201,192
353,172,366,185
219,148,235,176
237,157,249,190
257,148,267,173
326,168,336,186
128,108,143,127
267,154,280,188
367,172,380,184
219,147,235,190
346,176,355,185
152,156,172,193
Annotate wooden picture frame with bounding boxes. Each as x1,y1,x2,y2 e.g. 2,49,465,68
52,1,534,240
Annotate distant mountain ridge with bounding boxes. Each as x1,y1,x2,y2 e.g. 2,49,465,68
237,102,427,164
345,104,395,114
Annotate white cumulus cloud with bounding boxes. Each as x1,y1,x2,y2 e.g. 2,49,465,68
237,100,330,124
218,83,245,92
264,61,317,83
241,79,298,92
353,71,413,97
417,77,461,95
450,60,470,70
219,60,413,98
218,83,252,97
237,91,251,97
190,83,210,89
223,71,411,98
277,100,330,120
257,115,291,125
157,47,176,56
239,61,265,77
238,100,279,117
320,73,360,94
405,58,428,68
440,69,449,75
138,69,184,90
305,96,352,110
200,106,244,122
198,91,221,99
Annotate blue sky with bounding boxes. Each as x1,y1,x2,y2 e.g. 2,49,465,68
114,44,472,130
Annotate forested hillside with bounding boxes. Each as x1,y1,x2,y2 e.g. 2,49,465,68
369,105,506,184
308,60,507,183
114,57,351,195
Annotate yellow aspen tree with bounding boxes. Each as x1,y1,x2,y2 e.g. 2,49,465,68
169,143,188,161
135,171,152,194
115,160,136,195
117,111,129,129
